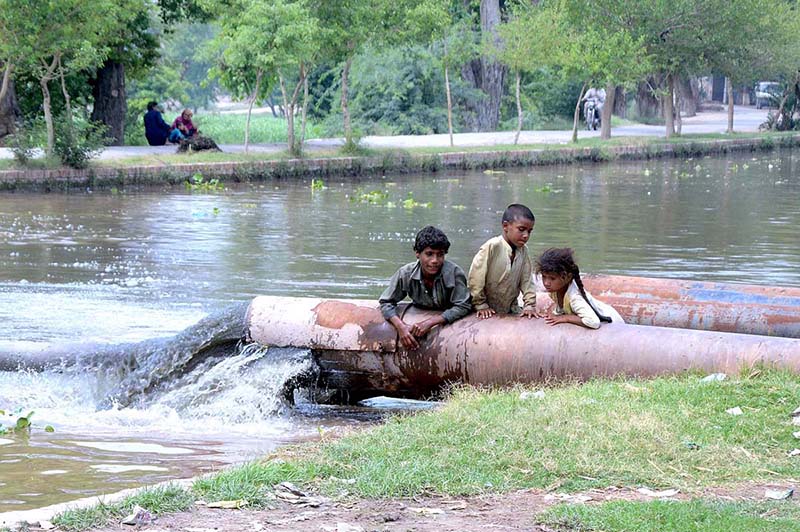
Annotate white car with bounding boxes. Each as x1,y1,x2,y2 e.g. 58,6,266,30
755,82,781,109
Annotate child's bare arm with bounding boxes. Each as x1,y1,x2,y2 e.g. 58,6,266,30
519,255,541,318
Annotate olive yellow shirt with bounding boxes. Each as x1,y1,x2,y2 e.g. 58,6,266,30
468,235,536,314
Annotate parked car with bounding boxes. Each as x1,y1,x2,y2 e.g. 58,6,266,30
755,81,781,109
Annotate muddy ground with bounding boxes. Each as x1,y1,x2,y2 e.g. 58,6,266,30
41,482,798,532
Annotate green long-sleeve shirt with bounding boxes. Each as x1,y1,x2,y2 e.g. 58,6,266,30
379,260,472,324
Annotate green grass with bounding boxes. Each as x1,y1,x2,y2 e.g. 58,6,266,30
126,112,323,146
193,371,800,503
51,484,194,532
540,499,800,531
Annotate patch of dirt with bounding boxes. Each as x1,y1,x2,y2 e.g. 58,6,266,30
30,482,800,532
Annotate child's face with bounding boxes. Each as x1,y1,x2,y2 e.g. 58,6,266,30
502,217,534,248
416,247,446,278
541,272,570,293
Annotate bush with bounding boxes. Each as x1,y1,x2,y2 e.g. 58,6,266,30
54,115,108,169
7,121,42,165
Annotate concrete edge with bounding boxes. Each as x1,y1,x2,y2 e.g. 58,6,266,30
2,134,799,192
0,477,195,528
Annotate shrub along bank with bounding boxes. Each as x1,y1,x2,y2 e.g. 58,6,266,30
1,132,799,192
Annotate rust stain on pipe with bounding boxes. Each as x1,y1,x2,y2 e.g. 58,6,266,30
246,295,800,398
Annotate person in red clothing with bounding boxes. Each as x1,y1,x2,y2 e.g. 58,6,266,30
168,109,197,143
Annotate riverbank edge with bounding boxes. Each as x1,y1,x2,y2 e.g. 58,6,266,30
1,133,799,192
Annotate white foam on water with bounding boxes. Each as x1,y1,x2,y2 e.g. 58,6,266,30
0,439,13,446
39,470,69,476
72,441,194,455
90,464,169,473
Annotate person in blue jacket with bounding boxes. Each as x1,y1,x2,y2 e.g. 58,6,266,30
143,101,172,146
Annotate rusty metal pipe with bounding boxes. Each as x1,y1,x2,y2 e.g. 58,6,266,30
534,274,800,338
246,296,800,398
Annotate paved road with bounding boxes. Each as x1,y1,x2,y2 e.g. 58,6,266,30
0,106,769,161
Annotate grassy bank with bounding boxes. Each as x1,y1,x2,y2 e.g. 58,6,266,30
51,370,800,531
541,499,800,531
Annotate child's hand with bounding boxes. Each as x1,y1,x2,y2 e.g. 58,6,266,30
410,319,433,337
544,314,570,326
521,308,541,319
476,308,496,319
398,324,420,349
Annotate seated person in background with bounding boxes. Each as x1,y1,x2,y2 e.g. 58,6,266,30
379,226,472,350
143,101,171,146
536,247,623,329
168,109,197,143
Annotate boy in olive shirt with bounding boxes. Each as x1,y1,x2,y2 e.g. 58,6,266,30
379,226,472,350
468,203,540,319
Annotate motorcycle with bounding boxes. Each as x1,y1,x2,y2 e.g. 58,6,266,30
584,99,601,131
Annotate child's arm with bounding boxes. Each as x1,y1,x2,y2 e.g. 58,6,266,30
467,243,495,319
378,269,419,349
519,254,540,318
545,289,601,329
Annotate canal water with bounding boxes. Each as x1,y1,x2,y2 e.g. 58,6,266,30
1,149,798,511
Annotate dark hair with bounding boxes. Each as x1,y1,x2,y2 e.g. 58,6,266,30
535,248,612,323
414,226,450,253
147,101,158,111
502,203,535,224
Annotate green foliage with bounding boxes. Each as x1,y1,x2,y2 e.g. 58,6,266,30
344,45,449,135
53,116,108,169
6,121,42,165
310,178,325,191
0,409,34,435
185,172,224,192
351,188,390,205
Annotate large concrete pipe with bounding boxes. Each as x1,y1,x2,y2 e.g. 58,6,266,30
539,275,800,338
245,296,800,399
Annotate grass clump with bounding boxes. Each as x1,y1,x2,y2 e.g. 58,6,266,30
193,370,800,500
540,499,800,532
52,484,193,532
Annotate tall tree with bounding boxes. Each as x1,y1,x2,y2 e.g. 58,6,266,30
209,0,319,155
495,2,567,143
0,0,122,154
308,0,441,148
461,0,506,131
90,1,158,146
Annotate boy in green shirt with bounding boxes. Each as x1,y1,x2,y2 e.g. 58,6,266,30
379,226,472,349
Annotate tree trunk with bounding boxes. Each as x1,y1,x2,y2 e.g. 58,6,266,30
280,66,306,157
514,71,522,144
41,78,54,155
726,77,734,134
279,75,295,155
445,63,454,147
301,74,309,144
0,63,12,105
460,0,506,131
0,74,20,140
664,74,675,139
675,80,682,136
613,86,626,118
635,77,661,119
90,59,127,145
58,59,74,131
245,70,262,154
600,83,615,140
571,82,587,143
679,77,699,117
341,54,354,146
